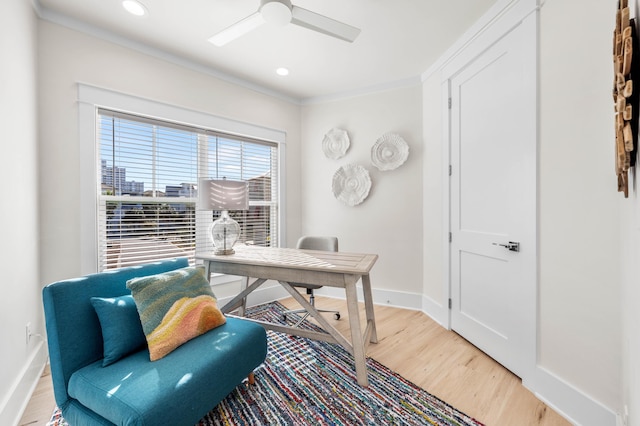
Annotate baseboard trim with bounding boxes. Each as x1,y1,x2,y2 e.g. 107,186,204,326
420,294,449,328
525,366,617,426
315,286,423,311
2,341,48,426
220,282,424,312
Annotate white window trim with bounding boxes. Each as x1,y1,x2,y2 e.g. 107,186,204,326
78,83,287,274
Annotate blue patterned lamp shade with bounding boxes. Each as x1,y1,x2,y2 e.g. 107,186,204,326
198,179,249,255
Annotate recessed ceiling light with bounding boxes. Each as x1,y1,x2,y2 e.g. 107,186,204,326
276,67,289,76
122,0,147,17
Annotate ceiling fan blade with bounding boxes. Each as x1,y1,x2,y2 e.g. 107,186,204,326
208,12,266,47
290,6,360,43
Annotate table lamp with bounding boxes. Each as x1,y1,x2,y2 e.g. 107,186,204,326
198,179,249,255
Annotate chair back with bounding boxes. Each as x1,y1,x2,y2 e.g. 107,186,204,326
296,236,338,252
293,236,338,290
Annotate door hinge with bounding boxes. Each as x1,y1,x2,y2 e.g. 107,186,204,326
448,97,452,109
449,232,452,243
449,165,452,176
448,298,452,309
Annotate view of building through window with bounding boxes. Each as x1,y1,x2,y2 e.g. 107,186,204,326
97,109,279,270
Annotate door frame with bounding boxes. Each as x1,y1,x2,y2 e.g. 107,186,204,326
440,0,539,384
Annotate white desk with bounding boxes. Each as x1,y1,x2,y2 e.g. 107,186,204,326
197,244,378,386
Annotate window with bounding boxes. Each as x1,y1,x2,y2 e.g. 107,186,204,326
97,109,279,271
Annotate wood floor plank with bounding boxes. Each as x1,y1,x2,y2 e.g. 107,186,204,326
19,297,571,426
278,297,570,426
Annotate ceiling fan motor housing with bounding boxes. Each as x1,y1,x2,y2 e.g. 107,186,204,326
260,0,293,26
209,0,360,46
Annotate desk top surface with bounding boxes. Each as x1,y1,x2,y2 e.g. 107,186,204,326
197,244,378,275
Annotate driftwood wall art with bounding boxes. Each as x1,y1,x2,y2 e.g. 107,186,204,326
613,0,639,198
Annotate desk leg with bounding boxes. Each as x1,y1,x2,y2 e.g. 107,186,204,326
345,280,369,387
220,278,266,314
361,274,378,343
238,276,249,317
203,261,212,283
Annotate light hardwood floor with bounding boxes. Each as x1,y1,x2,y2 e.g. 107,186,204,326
19,296,570,426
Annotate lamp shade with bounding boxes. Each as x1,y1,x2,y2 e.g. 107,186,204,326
198,179,249,211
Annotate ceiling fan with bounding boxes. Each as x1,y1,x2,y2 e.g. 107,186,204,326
208,0,361,46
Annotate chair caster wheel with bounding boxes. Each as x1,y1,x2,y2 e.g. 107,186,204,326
334,313,341,320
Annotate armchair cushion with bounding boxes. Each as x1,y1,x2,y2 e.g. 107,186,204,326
67,317,267,425
91,295,146,366
126,266,226,361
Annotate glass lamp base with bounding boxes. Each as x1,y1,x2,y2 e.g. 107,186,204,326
214,247,235,255
211,210,240,255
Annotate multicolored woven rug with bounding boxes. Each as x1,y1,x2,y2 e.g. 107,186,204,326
49,301,483,426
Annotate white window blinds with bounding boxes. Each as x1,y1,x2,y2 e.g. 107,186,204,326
97,109,279,271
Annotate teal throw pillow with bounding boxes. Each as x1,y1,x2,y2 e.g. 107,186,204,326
126,266,226,361
90,295,147,367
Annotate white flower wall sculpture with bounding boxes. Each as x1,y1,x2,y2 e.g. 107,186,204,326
371,133,409,171
322,128,350,160
332,164,372,206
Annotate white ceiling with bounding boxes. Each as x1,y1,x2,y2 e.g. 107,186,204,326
36,0,498,102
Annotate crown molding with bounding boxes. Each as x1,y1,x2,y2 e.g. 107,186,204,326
421,0,538,81
300,75,422,105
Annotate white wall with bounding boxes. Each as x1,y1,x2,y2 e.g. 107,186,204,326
538,0,621,413
37,20,303,288
621,157,640,426
0,0,46,422
423,0,624,423
421,69,445,320
299,87,423,307
623,6,640,426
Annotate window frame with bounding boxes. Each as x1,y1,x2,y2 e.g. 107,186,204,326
78,83,286,275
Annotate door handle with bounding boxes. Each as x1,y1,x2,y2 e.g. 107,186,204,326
492,241,520,252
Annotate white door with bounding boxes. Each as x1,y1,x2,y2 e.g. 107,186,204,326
448,20,536,378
